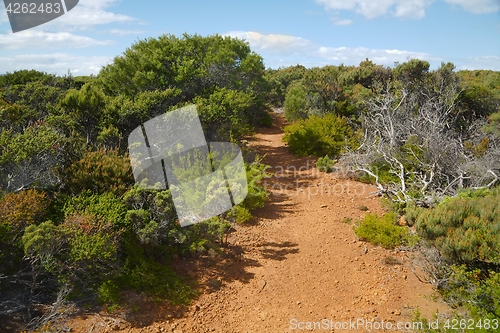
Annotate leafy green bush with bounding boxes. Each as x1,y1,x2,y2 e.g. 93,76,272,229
118,237,195,304
241,159,270,211
258,111,273,127
283,114,358,157
60,148,134,196
316,155,336,173
227,205,252,224
63,190,128,229
265,65,306,107
438,187,492,207
284,82,308,121
0,190,51,273
98,280,122,311
442,265,500,329
195,87,254,141
122,258,194,304
123,187,179,249
355,212,414,248
415,188,500,264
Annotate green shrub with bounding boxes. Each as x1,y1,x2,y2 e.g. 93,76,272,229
438,187,492,207
227,205,252,224
241,159,270,211
0,189,51,273
195,87,254,141
316,155,336,173
284,82,308,121
405,205,423,227
98,280,122,310
63,190,128,229
442,265,500,328
60,148,134,196
258,111,273,127
124,259,194,304
415,188,500,264
355,212,414,248
283,114,358,157
119,239,195,304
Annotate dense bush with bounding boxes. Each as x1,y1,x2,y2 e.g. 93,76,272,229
410,188,500,328
284,82,308,121
63,190,129,229
195,87,254,141
414,188,500,264
0,190,50,273
441,265,500,330
265,65,306,107
241,159,269,210
283,114,358,157
60,148,134,196
355,212,415,248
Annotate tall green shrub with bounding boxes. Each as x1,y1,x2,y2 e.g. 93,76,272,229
284,83,307,122
283,113,358,157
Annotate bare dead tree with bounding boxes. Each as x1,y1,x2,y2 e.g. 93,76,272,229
0,136,65,193
410,243,452,289
339,73,500,204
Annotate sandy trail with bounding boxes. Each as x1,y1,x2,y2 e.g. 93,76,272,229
70,113,451,333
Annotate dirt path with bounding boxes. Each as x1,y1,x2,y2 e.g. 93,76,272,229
70,113,451,333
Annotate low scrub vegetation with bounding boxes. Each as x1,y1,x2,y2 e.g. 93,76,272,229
0,34,271,331
354,212,416,249
282,114,359,157
407,188,500,330
412,188,500,264
316,155,337,173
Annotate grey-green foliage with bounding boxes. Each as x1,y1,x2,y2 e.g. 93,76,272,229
414,188,500,264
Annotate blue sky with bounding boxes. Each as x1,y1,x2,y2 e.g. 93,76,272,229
0,0,499,75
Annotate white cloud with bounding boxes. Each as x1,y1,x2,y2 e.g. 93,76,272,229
0,0,138,31
31,0,138,29
457,56,500,70
315,0,434,19
331,18,354,26
315,0,499,20
104,29,145,36
225,31,439,68
443,0,500,14
313,45,434,66
0,31,113,50
226,31,315,55
0,53,112,75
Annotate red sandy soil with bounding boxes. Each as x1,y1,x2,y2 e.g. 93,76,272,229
67,113,452,333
